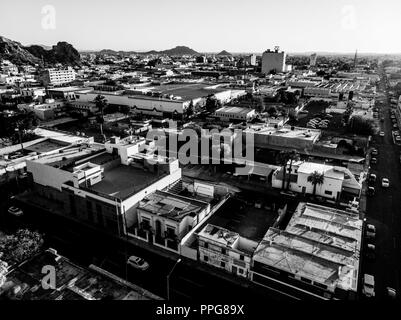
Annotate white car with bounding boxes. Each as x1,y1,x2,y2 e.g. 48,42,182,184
387,287,397,299
379,131,385,137
8,206,23,217
382,178,390,188
363,274,375,298
127,255,149,271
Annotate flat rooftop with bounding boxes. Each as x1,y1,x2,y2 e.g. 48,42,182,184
216,106,254,115
200,197,278,242
148,83,230,100
245,125,321,141
25,139,69,154
253,202,362,292
34,128,91,144
87,164,164,199
138,190,208,221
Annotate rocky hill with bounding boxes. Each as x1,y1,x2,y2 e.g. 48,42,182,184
0,36,81,65
0,36,41,65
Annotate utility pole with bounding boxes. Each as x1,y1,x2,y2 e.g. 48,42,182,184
167,258,181,300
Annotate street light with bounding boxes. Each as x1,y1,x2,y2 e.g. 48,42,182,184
167,258,181,300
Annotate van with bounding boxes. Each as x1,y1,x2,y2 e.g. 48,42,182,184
363,274,375,298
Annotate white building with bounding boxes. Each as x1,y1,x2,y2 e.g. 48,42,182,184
244,54,257,66
310,53,317,67
261,48,286,74
25,136,182,236
214,106,256,121
251,202,362,300
272,161,362,200
41,67,76,86
198,223,258,278
132,190,211,252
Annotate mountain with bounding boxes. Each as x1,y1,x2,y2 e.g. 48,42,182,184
0,36,41,65
157,46,198,55
84,46,199,56
0,36,81,65
217,50,232,56
25,42,81,65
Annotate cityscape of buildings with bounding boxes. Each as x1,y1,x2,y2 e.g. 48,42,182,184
0,1,400,311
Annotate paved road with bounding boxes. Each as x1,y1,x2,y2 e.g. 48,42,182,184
362,71,401,300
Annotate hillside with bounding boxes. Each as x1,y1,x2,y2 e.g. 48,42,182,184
0,36,40,65
0,36,81,66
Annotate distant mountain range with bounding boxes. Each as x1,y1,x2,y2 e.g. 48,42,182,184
86,45,200,56
0,36,81,65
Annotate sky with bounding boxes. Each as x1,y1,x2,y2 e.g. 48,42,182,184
1,0,401,53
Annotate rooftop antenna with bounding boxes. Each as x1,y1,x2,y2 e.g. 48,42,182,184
274,46,280,53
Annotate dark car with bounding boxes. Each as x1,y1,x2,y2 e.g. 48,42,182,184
367,186,375,196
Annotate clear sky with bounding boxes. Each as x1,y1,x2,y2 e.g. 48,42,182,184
1,0,400,53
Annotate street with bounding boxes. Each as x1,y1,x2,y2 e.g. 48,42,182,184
362,71,401,299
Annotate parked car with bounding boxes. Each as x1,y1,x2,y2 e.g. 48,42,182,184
363,274,375,298
8,206,23,217
127,255,149,270
365,244,376,260
379,131,385,137
367,186,375,196
370,157,377,164
386,287,397,299
371,148,378,156
369,173,377,183
382,178,390,188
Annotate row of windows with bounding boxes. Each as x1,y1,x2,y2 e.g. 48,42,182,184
201,241,245,260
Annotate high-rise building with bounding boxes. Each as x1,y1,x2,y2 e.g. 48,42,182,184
244,54,257,66
261,47,286,74
309,53,317,67
40,67,76,86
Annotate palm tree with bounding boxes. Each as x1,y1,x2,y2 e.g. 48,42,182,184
93,95,108,140
286,150,299,190
277,150,291,190
307,171,325,197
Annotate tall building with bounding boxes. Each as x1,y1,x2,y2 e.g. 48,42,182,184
310,53,317,67
261,47,286,74
40,67,76,86
244,54,257,66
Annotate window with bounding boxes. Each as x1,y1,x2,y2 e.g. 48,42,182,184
239,255,244,261
324,190,333,195
204,255,209,262
221,262,226,268
204,242,208,249
221,248,227,255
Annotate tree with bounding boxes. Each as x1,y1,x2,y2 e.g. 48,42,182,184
205,95,221,113
0,229,44,264
286,150,300,190
307,171,325,197
184,100,194,119
347,115,375,135
93,95,108,139
277,151,291,190
267,106,278,117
